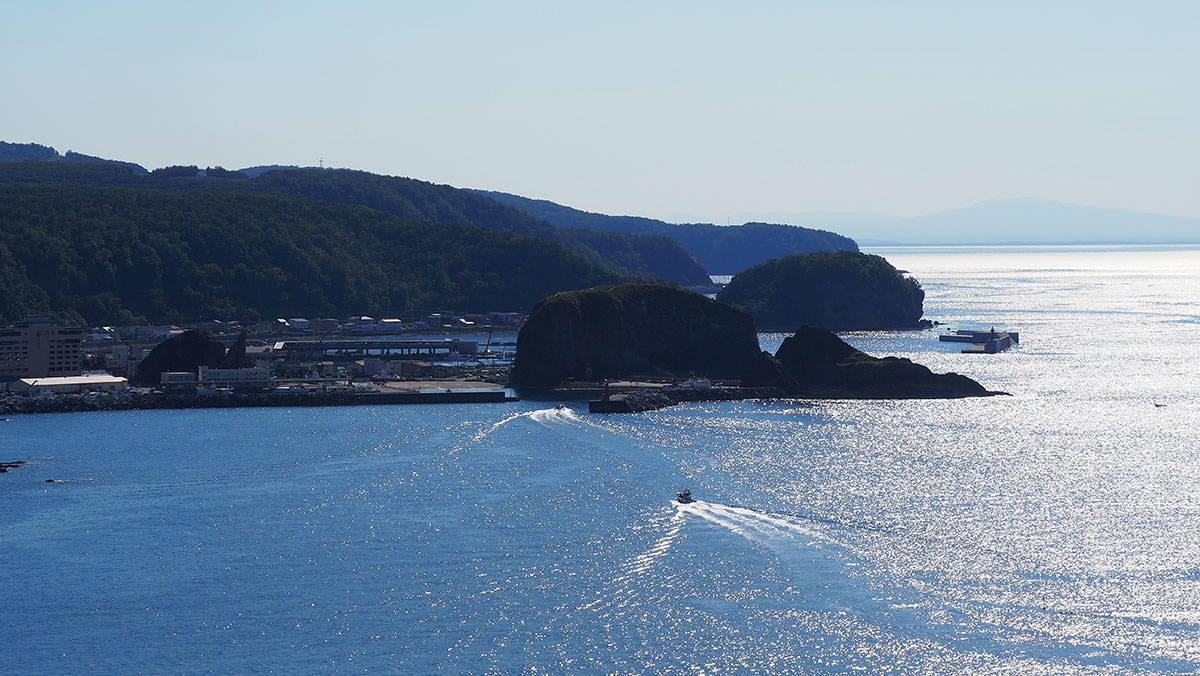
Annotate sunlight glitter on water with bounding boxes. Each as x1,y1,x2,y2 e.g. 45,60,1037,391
3,247,1200,674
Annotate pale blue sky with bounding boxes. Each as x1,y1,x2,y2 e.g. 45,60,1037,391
4,1,1198,222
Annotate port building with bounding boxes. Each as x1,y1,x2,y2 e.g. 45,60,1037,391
5,373,128,394
0,315,84,378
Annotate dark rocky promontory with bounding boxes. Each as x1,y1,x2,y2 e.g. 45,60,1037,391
743,326,997,398
717,251,926,331
133,329,229,386
510,284,760,387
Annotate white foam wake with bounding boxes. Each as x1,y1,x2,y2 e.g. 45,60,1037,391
467,406,581,446
678,500,825,543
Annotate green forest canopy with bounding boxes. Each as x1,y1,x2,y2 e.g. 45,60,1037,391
0,185,623,326
716,250,925,331
0,161,710,285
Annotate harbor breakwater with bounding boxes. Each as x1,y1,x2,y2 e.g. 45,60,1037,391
588,386,787,413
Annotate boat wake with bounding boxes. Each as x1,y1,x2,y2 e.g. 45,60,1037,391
467,406,582,445
674,500,867,612
528,405,582,425
661,499,1186,672
678,500,824,541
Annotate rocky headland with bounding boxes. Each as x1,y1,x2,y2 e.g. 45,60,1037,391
744,326,998,398
717,250,927,331
510,283,997,404
509,283,760,387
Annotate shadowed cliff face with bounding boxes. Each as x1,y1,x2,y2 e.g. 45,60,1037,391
133,330,227,386
510,284,761,387
743,326,993,398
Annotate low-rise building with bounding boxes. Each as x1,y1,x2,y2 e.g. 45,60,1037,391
8,373,128,394
197,365,272,389
153,325,180,340
160,371,198,392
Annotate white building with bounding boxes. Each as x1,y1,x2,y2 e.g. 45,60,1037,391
8,374,128,394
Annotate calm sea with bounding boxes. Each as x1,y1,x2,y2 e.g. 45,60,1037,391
3,246,1200,674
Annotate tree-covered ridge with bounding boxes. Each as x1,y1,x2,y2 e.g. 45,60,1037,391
0,185,623,325
0,161,709,284
475,190,860,274
555,228,710,286
716,251,925,331
0,141,148,173
251,170,713,283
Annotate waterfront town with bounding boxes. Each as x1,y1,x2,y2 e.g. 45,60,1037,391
0,313,523,409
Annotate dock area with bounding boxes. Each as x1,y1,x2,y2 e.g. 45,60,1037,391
939,329,1019,354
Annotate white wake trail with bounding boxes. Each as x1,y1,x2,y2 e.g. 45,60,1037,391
466,406,582,446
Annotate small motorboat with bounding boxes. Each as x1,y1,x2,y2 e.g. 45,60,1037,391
675,487,696,504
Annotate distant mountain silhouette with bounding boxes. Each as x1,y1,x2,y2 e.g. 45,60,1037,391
834,198,1200,245
475,190,858,274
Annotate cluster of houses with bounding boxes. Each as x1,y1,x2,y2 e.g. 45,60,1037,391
86,311,524,342
2,312,523,397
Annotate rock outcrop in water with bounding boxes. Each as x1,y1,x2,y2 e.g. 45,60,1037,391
717,251,926,331
510,283,761,387
743,326,996,398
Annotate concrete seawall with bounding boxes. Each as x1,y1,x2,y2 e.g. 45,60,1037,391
1,388,515,416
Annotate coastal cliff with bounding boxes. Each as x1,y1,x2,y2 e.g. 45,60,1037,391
743,326,996,398
509,284,760,387
717,251,925,331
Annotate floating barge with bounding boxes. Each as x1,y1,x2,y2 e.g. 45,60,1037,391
939,329,1019,354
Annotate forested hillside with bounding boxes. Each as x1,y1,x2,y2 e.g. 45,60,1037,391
0,161,710,284
476,190,859,274
0,141,147,173
0,185,623,325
